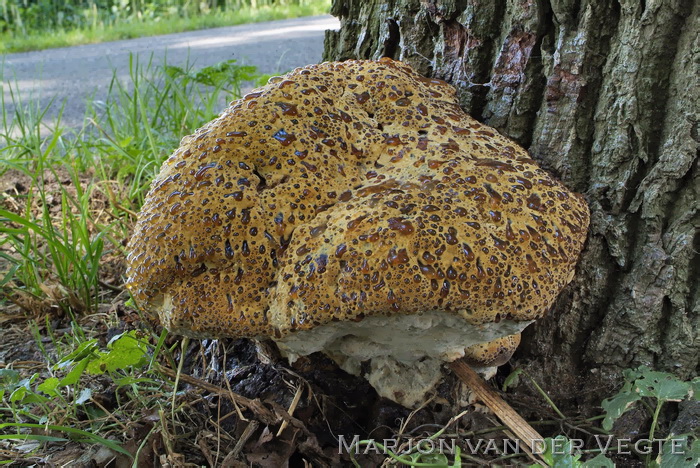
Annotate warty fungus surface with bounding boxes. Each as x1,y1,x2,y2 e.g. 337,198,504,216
126,58,590,407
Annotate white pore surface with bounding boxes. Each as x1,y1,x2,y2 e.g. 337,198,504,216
276,311,531,407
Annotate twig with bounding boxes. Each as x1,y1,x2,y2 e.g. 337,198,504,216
276,384,303,436
448,359,547,465
230,420,260,461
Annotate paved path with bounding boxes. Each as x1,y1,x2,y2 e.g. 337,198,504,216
1,15,339,130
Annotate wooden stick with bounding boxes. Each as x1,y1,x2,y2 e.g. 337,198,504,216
448,359,547,464
276,384,304,436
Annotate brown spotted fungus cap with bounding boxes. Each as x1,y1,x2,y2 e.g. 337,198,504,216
125,58,590,355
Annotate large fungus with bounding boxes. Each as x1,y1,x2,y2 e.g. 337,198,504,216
126,58,590,407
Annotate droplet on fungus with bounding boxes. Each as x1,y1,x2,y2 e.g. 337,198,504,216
355,91,370,103
273,129,296,146
387,217,414,235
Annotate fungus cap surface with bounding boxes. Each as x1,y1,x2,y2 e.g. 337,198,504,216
125,57,589,359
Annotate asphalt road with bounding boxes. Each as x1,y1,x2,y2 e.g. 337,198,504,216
1,15,339,130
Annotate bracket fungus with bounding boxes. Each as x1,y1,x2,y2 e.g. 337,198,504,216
126,58,590,408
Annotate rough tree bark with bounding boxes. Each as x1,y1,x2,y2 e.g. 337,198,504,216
324,0,698,407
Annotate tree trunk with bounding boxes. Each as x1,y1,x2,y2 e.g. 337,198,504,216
323,0,698,407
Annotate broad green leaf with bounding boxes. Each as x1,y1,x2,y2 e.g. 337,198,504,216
54,339,98,370
9,385,27,403
37,377,60,397
118,136,134,147
634,368,691,402
108,330,147,351
112,376,158,387
601,367,693,430
86,331,148,374
9,384,46,405
0,369,21,388
449,445,461,468
652,437,700,468
582,453,614,468
547,436,583,468
411,452,448,465
59,357,90,385
84,405,106,421
530,436,591,468
601,390,641,431
164,65,185,79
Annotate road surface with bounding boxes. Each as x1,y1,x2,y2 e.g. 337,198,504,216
1,15,339,130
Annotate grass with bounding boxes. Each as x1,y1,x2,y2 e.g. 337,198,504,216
1,55,256,306
0,0,330,54
0,55,265,464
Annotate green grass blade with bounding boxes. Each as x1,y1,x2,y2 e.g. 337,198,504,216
0,423,132,459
